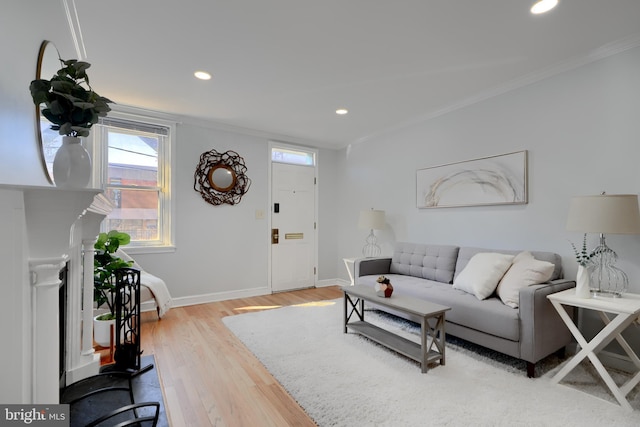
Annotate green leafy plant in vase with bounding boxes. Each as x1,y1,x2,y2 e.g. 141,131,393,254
569,234,595,298
93,230,133,347
29,58,113,187
30,58,113,138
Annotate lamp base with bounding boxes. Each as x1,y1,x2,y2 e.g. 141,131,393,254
591,289,623,299
362,230,381,258
589,234,629,298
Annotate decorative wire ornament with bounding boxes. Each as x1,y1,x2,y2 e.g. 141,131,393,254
589,236,629,297
194,149,251,206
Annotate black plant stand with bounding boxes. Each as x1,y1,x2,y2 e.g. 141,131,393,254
101,267,153,376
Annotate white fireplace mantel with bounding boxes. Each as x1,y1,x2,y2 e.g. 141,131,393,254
22,186,102,259
0,184,105,404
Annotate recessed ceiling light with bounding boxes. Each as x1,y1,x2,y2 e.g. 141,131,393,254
194,71,212,80
336,108,349,115
530,0,559,14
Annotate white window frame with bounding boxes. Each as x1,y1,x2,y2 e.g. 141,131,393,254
93,109,176,253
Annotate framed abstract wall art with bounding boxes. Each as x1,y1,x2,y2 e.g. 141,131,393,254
416,150,528,208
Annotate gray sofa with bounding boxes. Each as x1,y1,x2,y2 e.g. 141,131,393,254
354,242,575,377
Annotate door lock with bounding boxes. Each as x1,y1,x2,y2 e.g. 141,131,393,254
271,228,279,244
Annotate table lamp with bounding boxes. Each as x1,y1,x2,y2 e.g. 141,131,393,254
566,193,640,297
358,209,385,257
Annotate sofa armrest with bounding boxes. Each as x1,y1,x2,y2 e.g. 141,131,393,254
354,257,392,283
519,279,576,363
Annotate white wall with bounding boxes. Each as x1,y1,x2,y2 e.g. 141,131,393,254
0,2,76,185
4,0,640,367
0,0,79,403
129,121,341,302
336,46,640,287
0,1,341,306
334,46,640,358
317,148,342,282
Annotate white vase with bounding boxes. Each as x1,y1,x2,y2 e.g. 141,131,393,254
93,315,116,348
575,265,591,298
53,136,91,188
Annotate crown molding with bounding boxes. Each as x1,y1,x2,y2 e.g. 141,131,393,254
353,33,640,147
62,0,87,60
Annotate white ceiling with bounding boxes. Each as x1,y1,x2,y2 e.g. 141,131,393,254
71,0,640,149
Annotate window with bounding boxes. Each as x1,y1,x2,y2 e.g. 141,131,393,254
94,113,174,249
271,147,315,166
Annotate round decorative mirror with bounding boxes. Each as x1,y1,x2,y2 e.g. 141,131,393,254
194,149,251,206
34,40,62,184
208,164,237,192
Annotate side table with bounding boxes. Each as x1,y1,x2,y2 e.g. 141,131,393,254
547,289,640,410
343,257,358,286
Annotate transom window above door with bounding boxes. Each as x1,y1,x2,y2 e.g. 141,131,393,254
271,147,315,166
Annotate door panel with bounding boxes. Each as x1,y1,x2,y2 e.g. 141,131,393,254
271,162,315,292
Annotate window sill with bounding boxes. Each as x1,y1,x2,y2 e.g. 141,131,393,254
123,246,176,255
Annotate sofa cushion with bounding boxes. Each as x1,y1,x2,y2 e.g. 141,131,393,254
452,253,515,300
454,247,563,281
389,242,459,283
358,274,520,341
496,251,555,308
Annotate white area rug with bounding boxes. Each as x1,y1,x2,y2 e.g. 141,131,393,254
223,299,640,426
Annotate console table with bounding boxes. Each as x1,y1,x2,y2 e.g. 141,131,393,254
547,289,640,410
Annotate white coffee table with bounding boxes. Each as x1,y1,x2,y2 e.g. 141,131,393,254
547,289,640,410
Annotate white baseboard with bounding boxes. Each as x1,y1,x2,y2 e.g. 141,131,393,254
598,350,637,374
317,278,349,288
140,279,347,311
170,286,272,308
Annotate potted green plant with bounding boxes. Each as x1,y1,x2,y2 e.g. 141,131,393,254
29,58,113,187
93,230,133,347
570,234,595,298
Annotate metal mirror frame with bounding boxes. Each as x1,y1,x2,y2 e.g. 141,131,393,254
207,164,237,192
34,40,62,184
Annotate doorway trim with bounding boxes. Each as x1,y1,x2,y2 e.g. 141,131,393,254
268,140,319,293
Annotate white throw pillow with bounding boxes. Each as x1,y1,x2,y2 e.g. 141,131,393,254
453,253,515,300
496,251,555,308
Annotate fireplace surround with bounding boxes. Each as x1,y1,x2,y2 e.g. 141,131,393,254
0,185,112,404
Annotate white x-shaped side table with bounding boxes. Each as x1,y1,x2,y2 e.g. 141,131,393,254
548,289,640,410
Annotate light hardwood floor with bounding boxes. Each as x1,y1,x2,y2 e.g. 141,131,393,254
139,285,344,427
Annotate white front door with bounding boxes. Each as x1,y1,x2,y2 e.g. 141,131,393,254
271,161,316,292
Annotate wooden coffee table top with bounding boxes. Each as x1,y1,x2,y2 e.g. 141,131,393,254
342,285,450,318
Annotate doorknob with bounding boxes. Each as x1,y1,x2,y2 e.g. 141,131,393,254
271,228,279,244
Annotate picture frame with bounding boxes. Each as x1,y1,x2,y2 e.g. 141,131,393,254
416,150,528,208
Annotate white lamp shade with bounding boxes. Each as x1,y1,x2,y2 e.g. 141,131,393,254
358,209,386,230
566,194,640,234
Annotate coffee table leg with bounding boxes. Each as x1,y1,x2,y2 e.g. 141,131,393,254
421,316,428,373
422,313,447,370
343,293,347,333
438,314,446,366
343,293,365,333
